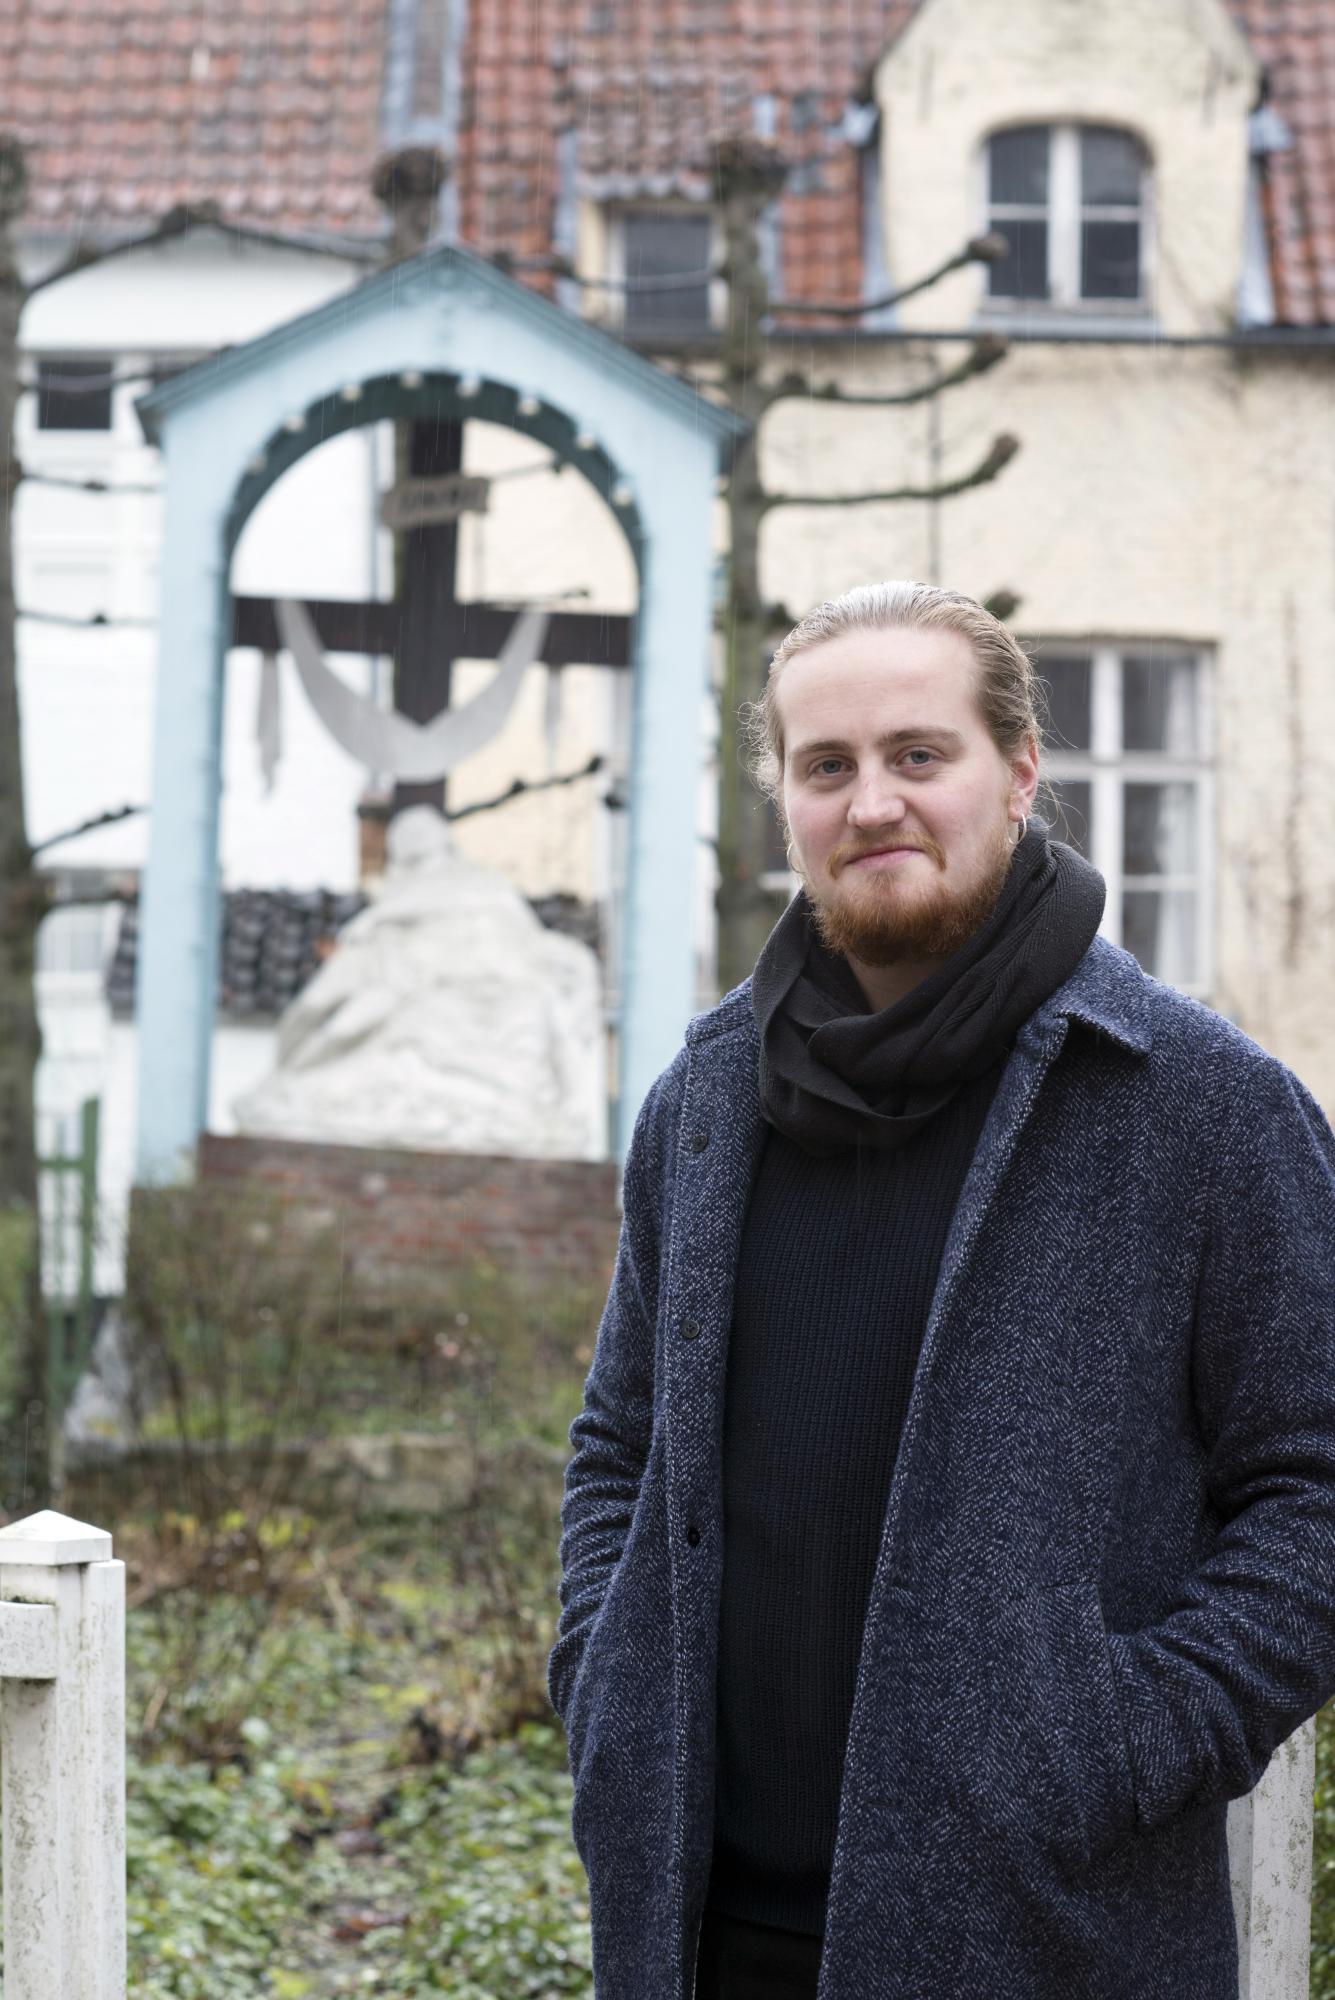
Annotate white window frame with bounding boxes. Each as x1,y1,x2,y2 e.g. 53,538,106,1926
605,204,725,338
35,899,122,995
1038,643,1214,996
980,123,1155,315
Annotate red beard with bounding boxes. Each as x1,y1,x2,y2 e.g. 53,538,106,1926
803,817,1016,969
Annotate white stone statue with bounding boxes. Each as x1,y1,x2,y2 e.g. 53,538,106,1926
232,807,606,1159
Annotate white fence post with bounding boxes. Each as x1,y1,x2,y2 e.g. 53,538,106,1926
0,1509,126,2000
1228,1718,1315,2000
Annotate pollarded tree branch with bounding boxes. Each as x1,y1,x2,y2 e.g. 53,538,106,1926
766,231,1009,320
765,334,1009,411
19,472,162,495
37,890,137,909
30,803,146,856
21,201,370,301
445,754,605,824
760,432,1020,512
23,203,208,298
497,231,1011,318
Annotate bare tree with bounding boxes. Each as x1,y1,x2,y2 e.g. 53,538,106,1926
712,135,1019,991
0,142,204,1506
0,138,49,1508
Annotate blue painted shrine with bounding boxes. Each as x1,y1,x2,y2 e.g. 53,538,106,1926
133,243,744,1178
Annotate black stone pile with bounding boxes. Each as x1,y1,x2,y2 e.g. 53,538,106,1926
104,889,366,1020
220,889,367,1017
530,892,601,957
106,887,602,1020
103,903,139,1015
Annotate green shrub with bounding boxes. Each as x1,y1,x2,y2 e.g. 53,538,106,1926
81,1223,603,1992
124,1181,346,1473
376,1724,591,1997
126,1743,352,2000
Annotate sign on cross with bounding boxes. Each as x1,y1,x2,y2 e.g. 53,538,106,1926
379,471,490,530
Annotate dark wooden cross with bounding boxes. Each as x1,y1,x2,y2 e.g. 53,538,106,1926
230,415,633,817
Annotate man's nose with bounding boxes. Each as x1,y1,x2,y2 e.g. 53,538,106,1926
846,772,908,828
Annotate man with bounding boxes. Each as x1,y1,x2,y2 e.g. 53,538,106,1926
548,581,1335,2000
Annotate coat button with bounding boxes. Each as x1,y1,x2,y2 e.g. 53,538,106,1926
680,1317,701,1341
686,1524,701,1547
690,1131,710,1154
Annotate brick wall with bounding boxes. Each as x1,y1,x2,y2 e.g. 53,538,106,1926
196,1132,621,1296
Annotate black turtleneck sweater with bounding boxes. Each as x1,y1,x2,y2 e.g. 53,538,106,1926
705,1057,1004,1938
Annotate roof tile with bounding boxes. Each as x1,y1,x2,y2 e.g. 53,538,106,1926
6,0,1334,325
7,0,390,245
1234,0,1335,320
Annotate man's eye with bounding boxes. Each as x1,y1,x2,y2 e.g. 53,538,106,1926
811,759,846,777
903,748,936,768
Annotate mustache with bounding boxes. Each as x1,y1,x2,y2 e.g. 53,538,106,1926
829,833,946,872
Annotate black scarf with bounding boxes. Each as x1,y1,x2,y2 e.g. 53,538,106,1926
752,823,1105,1157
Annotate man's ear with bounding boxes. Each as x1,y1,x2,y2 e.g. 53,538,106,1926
1009,732,1041,821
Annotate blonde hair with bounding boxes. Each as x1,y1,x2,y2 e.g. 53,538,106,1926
746,581,1044,803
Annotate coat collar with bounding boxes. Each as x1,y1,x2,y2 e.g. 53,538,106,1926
1034,933,1153,1056
685,933,1154,1058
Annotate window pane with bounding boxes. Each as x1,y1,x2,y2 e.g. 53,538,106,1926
988,218,1049,299
1122,888,1197,984
37,358,114,431
1042,778,1091,858
989,128,1050,206
1039,654,1093,750
1122,655,1198,753
622,213,712,335
1123,782,1197,876
1081,127,1143,207
1081,220,1141,299
36,906,112,975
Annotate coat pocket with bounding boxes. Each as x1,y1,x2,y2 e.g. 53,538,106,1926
567,1572,676,1880
558,1575,621,1786
1043,1577,1138,1865
950,1579,1137,1876
549,1614,598,1776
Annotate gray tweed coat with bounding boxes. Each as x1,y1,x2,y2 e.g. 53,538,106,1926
548,936,1335,1999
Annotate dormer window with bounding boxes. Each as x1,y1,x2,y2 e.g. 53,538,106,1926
613,208,716,340
986,124,1149,307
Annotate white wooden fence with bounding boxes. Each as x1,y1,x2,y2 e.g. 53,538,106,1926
1230,1716,1317,1998
0,1509,1318,1997
0,1510,125,2000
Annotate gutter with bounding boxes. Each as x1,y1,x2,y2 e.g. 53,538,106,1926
758,324,1335,351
